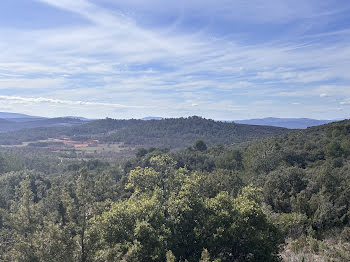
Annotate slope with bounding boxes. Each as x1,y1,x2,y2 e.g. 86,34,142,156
0,116,291,148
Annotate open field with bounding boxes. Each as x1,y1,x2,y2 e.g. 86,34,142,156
0,136,136,162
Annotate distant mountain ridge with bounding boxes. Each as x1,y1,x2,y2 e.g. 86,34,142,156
234,117,335,129
0,112,92,132
0,117,86,133
0,112,339,132
0,112,45,119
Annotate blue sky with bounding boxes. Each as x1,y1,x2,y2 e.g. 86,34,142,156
0,0,349,120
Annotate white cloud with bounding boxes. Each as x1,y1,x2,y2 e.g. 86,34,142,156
340,100,350,105
0,0,348,119
315,85,350,97
0,95,142,108
92,0,350,24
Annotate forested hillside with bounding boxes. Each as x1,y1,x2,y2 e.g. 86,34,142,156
0,116,289,149
0,119,349,261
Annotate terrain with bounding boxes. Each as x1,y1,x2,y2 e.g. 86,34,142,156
234,117,335,129
0,117,87,133
0,112,45,120
0,116,349,261
0,112,90,132
0,111,337,132
0,116,290,161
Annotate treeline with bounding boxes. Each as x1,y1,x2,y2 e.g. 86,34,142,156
0,120,349,261
0,116,289,149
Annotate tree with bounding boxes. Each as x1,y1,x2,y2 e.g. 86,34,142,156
90,159,282,262
264,167,307,213
4,176,42,261
215,150,243,170
166,250,176,262
136,148,148,158
89,191,169,261
199,249,211,262
197,187,282,262
66,168,96,262
194,140,207,152
326,141,344,158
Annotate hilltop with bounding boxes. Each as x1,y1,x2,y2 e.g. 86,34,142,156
0,116,290,150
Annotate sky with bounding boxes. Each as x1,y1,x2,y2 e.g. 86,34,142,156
0,0,349,120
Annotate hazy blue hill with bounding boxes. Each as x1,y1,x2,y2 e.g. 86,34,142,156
0,117,85,133
20,117,85,128
0,118,16,126
0,112,44,119
0,118,21,132
8,117,48,123
234,117,334,129
0,112,92,122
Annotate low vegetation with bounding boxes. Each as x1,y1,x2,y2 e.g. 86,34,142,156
0,118,349,261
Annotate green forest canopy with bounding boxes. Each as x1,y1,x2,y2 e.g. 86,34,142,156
0,119,349,261
0,116,289,149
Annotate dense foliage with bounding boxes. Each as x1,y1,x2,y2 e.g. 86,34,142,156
0,116,288,149
0,119,349,261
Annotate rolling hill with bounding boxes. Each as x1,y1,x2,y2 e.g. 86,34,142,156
0,116,291,149
0,117,86,133
0,112,44,119
234,117,335,129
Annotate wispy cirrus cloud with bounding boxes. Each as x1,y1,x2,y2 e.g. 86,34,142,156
0,95,143,108
0,0,349,119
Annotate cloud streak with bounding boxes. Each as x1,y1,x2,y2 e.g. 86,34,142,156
0,0,349,119
0,95,143,108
